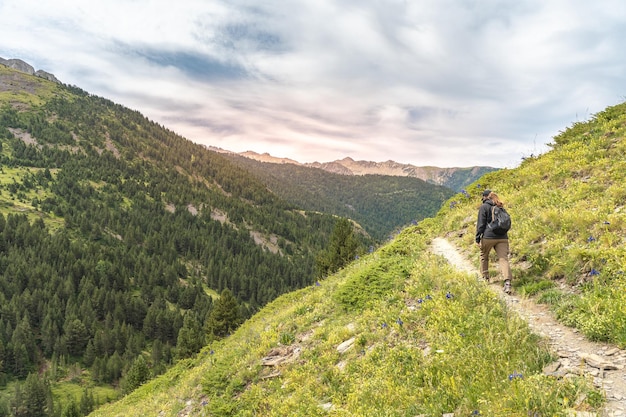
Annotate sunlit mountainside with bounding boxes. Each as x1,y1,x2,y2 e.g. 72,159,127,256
90,94,626,413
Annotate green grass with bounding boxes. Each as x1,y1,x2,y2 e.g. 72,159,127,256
0,65,65,107
435,104,626,347
0,166,64,229
0,378,118,411
89,226,601,416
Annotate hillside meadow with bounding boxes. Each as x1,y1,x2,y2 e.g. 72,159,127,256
90,222,601,416
88,101,626,416
439,101,626,348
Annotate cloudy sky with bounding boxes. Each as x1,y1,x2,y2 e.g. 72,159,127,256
1,0,625,167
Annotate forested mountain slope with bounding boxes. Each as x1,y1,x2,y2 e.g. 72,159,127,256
89,101,626,416
0,64,354,410
222,153,455,240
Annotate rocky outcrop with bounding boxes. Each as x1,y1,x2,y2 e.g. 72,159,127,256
35,69,60,83
0,58,35,74
0,57,60,83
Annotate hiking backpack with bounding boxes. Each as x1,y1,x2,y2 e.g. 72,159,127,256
489,206,511,235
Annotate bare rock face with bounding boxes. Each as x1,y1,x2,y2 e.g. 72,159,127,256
35,70,60,83
0,58,35,74
0,56,60,83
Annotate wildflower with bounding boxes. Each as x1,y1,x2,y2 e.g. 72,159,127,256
446,292,453,299
587,236,596,243
508,371,523,380
417,298,423,304
449,201,458,209
603,221,610,225
315,281,321,286
368,245,374,253
589,268,600,276
381,322,388,329
461,189,470,198
425,294,432,300
396,318,404,327
355,255,360,260
210,350,214,355
472,411,481,416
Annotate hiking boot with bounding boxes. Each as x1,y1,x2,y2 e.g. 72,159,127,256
503,279,512,294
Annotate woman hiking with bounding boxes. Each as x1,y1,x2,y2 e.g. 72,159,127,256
475,189,512,294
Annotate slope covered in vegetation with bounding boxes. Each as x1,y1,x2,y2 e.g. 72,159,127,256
87,103,626,415
91,220,602,416
439,101,626,347
0,64,354,410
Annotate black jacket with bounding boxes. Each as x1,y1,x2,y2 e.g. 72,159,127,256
475,199,508,243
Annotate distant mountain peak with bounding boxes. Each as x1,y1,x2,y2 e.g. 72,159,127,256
0,56,60,83
227,150,498,190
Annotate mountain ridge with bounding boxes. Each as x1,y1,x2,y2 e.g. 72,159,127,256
218,152,455,241
209,148,498,191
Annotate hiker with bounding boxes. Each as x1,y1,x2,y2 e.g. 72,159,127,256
475,190,512,294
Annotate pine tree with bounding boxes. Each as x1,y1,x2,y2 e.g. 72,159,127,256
63,318,88,357
176,311,205,359
204,289,242,341
315,217,359,277
79,387,95,415
61,400,80,417
121,355,150,394
12,373,52,417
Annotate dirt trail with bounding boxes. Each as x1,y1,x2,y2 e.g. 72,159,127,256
431,237,626,417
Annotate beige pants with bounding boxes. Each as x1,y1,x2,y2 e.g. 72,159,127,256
480,238,512,281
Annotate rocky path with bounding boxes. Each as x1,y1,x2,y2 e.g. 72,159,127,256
431,237,626,417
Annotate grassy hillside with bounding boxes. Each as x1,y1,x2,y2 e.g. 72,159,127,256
89,102,626,416
438,101,626,347
90,220,601,416
223,154,455,241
